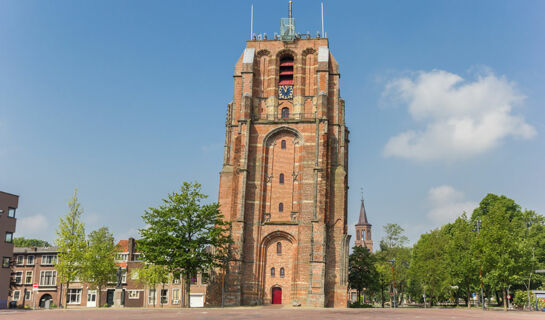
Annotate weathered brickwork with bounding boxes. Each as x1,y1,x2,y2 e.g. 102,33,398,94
217,37,350,308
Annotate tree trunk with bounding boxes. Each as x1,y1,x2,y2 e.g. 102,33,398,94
495,290,501,306
381,284,385,308
357,290,361,304
503,288,507,311
467,286,471,308
64,281,70,309
184,274,191,308
98,285,101,308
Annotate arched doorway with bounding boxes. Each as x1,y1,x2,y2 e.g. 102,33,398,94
272,287,282,305
39,294,52,308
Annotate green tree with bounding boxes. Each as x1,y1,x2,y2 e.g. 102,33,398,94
82,227,117,308
348,246,379,304
138,182,231,308
409,229,448,307
134,264,169,307
443,213,479,308
55,189,87,308
375,224,411,307
13,237,51,247
472,194,526,311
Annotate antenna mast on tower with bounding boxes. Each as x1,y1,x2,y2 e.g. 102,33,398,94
250,4,254,40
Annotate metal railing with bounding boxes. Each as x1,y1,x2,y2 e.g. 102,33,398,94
251,113,317,121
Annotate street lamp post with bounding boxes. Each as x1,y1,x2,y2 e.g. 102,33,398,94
473,220,485,311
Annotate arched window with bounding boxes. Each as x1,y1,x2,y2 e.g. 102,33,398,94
279,56,294,86
281,140,286,149
281,107,290,119
271,267,275,277
279,202,284,212
277,242,282,255
280,267,285,278
279,173,285,184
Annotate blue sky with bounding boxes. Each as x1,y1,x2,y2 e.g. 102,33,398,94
1,0,544,247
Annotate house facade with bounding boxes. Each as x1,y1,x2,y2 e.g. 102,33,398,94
0,191,18,309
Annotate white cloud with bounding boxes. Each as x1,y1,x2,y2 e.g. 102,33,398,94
383,69,536,161
427,185,477,225
17,214,50,239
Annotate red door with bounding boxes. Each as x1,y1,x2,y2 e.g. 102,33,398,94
272,287,282,304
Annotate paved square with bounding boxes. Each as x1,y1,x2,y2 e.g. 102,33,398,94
0,308,543,320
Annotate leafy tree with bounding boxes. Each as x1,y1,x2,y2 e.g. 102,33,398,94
443,213,479,308
472,194,526,311
349,246,379,304
138,182,231,308
134,264,169,307
55,189,87,308
380,223,409,251
13,237,51,247
375,224,411,307
409,229,448,307
82,227,117,308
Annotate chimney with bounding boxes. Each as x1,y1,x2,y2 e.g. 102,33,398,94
128,237,135,261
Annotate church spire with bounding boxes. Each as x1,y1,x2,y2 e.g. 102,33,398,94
357,198,369,225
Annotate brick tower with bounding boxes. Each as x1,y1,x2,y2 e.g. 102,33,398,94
354,197,373,251
217,2,350,307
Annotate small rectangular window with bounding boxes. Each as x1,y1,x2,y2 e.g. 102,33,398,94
25,271,33,284
25,290,31,301
128,290,140,299
172,289,180,304
27,256,35,265
8,208,16,218
15,271,22,284
2,257,10,268
13,290,20,301
5,232,13,243
148,289,156,305
67,289,82,304
160,289,168,304
16,256,24,266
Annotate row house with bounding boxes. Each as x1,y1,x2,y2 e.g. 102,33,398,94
9,238,210,308
0,191,18,309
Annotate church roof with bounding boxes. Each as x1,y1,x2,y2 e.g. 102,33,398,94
357,199,370,226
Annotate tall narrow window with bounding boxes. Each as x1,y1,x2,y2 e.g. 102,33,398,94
281,107,290,119
281,140,286,149
279,203,284,212
279,173,285,184
280,267,285,278
271,267,275,277
277,242,282,255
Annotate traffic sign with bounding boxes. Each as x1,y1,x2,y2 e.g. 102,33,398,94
33,283,38,290
507,294,511,299
472,293,476,298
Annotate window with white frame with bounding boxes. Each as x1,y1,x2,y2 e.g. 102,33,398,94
133,253,143,261
172,289,180,305
16,255,24,266
172,272,180,284
25,271,33,284
131,270,139,280
148,289,156,305
121,270,127,284
67,289,82,304
13,290,20,301
41,255,56,265
128,290,140,299
160,289,168,304
27,255,35,265
14,271,22,285
8,207,16,218
115,253,129,261
24,290,31,301
39,270,57,286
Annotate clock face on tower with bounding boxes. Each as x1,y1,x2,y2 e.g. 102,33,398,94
278,85,293,100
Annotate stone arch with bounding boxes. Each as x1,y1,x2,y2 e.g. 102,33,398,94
258,230,297,304
263,126,304,147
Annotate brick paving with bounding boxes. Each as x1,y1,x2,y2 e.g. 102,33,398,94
0,307,543,320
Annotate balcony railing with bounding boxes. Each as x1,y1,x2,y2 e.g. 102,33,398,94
251,113,317,121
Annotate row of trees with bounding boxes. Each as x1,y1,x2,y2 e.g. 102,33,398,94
349,193,545,311
54,182,231,308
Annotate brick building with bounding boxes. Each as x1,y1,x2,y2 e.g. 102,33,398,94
9,238,209,308
0,191,18,309
217,3,350,307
